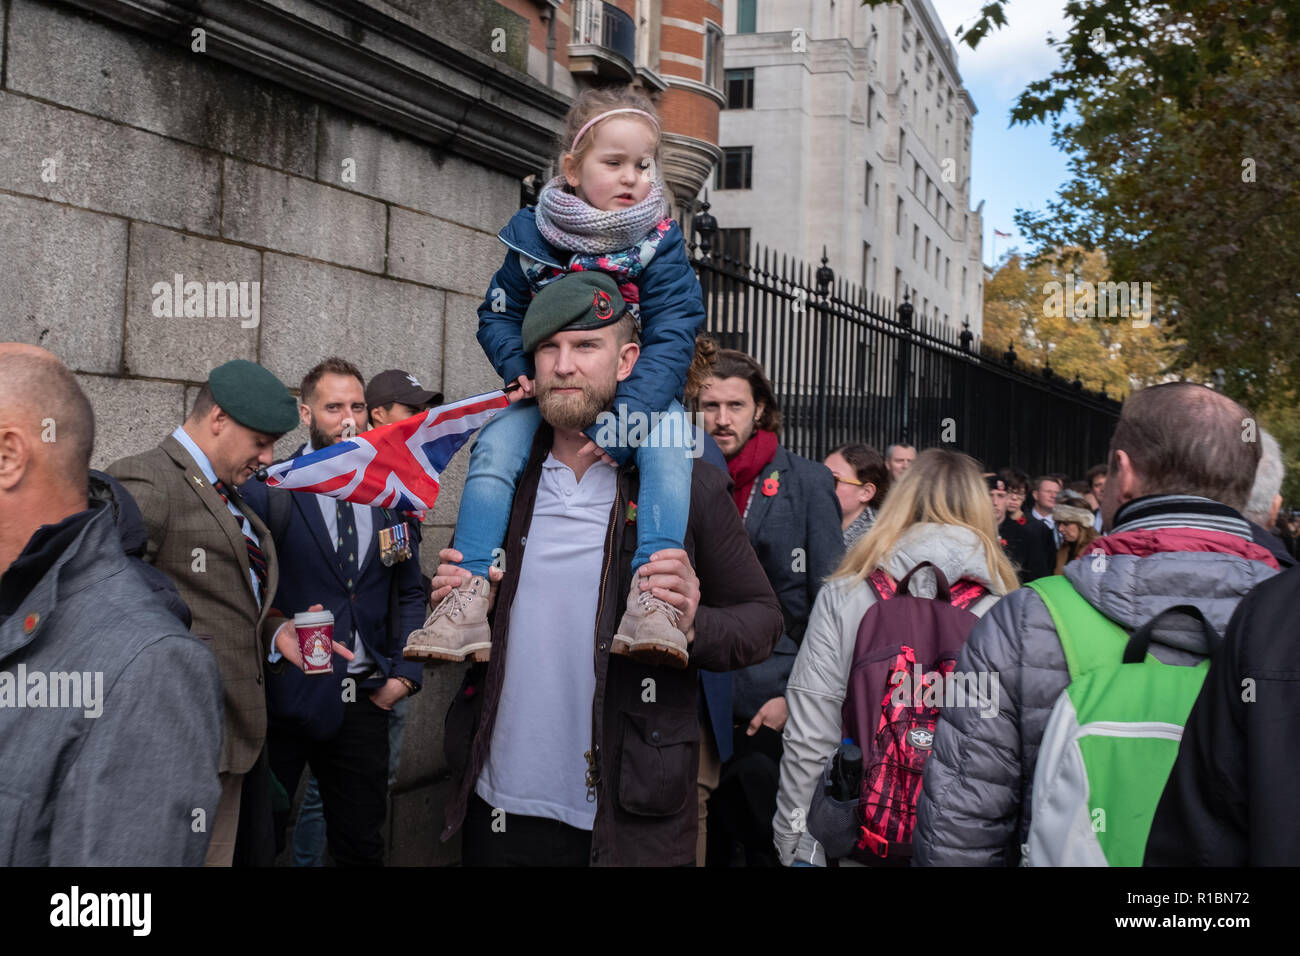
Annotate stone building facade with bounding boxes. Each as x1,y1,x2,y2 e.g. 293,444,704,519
711,0,984,334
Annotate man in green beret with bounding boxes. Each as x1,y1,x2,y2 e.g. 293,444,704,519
108,359,319,866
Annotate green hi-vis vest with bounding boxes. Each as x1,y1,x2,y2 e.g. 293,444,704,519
1020,576,1210,866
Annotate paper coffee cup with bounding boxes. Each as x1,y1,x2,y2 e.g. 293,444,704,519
294,610,334,675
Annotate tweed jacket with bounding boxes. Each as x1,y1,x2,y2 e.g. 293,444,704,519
108,434,281,775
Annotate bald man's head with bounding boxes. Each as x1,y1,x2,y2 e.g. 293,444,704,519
0,344,95,492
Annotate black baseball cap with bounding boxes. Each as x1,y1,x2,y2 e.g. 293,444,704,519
365,369,443,410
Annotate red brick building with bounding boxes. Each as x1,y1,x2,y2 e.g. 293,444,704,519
497,0,724,219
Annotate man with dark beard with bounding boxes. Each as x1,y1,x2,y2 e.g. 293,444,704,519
431,272,784,866
693,349,843,865
241,358,425,865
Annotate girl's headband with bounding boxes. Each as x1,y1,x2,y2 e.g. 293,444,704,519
570,108,660,153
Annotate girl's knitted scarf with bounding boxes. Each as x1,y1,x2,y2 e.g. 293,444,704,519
534,174,668,255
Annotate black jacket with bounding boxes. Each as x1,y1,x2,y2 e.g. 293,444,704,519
441,422,784,865
999,514,1056,583
1146,564,1300,865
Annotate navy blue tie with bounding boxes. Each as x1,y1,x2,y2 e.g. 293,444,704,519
336,499,358,590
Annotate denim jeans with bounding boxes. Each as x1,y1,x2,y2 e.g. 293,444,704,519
625,401,693,569
452,401,543,576
453,399,693,574
291,775,325,867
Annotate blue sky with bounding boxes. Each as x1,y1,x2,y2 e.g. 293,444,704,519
928,0,1073,267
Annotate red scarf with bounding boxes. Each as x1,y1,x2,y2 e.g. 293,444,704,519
727,429,779,515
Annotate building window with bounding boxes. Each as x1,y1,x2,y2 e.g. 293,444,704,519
737,0,756,34
716,147,753,190
912,225,919,260
896,198,904,235
861,242,871,287
704,23,724,90
725,69,754,109
945,257,951,288
718,227,751,263
864,161,873,206
867,87,875,127
895,268,903,304
924,236,930,270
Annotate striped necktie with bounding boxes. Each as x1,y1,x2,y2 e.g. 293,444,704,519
213,478,267,596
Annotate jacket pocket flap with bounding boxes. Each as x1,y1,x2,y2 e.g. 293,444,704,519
616,711,697,817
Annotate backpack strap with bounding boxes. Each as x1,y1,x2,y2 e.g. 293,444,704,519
949,578,989,610
867,569,896,601
1025,576,1143,680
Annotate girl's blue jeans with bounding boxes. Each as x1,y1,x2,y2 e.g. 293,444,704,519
452,399,693,575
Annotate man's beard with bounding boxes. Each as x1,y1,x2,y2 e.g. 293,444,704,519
537,375,616,432
308,417,340,450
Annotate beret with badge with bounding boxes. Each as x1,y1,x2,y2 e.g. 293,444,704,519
521,270,632,354
208,359,299,435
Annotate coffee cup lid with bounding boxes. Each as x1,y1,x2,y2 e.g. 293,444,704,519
294,610,334,626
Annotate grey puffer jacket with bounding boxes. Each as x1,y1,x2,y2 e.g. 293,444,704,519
773,523,1008,865
913,544,1279,866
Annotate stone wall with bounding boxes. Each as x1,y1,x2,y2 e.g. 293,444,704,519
0,0,567,864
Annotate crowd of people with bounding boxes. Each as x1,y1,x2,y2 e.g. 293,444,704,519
3,81,1298,868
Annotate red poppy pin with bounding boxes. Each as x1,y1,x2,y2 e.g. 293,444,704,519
1016,516,1026,525
999,537,1008,548
626,501,638,524
593,289,614,321
761,470,780,496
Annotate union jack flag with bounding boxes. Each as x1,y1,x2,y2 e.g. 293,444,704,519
264,390,510,513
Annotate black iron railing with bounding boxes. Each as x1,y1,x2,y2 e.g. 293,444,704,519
682,230,1122,478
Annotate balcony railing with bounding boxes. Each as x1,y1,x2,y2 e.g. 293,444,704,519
570,0,636,79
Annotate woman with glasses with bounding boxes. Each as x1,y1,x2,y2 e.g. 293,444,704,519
824,443,889,549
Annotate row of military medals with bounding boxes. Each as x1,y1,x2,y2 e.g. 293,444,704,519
379,522,411,566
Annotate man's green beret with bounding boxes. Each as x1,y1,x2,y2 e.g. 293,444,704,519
208,360,299,435
521,271,629,354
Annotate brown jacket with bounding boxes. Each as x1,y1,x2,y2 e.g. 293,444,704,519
108,435,281,775
442,424,783,865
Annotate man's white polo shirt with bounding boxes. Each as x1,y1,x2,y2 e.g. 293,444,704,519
475,452,617,830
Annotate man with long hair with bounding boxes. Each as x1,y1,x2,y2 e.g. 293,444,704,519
694,349,843,865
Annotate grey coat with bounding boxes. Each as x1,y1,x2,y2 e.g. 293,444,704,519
913,544,1278,866
0,500,223,865
773,523,1006,865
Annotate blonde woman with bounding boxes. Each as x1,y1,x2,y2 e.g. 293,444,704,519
772,449,1019,866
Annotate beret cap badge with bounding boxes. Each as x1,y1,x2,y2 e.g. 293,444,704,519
593,290,613,321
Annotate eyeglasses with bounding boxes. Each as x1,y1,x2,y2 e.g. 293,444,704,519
832,474,865,487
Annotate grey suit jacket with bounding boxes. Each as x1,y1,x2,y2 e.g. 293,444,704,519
732,443,845,721
108,435,281,775
0,500,222,864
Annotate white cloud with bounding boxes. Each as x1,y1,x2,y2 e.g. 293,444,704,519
926,0,1069,101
